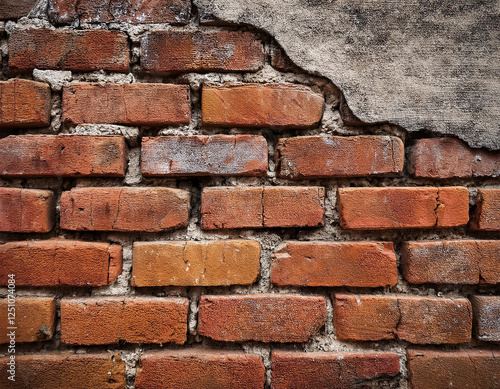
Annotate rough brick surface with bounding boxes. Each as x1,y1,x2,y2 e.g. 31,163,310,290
0,353,126,389
63,83,190,125
49,0,190,24
410,138,500,178
0,0,38,19
0,188,55,233
141,31,264,73
9,29,129,72
471,189,500,231
0,79,51,128
132,240,260,287
407,349,500,389
277,135,404,178
338,187,469,229
201,186,324,229
135,350,265,389
202,83,324,128
334,294,472,344
198,294,326,342
0,297,55,343
470,295,500,341
271,351,400,389
0,240,122,287
271,241,397,287
270,44,297,72
61,297,188,345
142,135,267,176
60,187,189,232
0,135,127,177
402,240,500,284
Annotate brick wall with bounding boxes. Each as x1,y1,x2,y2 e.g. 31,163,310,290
0,1,499,388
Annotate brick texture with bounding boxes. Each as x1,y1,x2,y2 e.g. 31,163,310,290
270,44,297,72
471,189,500,230
277,135,404,178
338,187,469,229
0,0,38,19
61,297,188,345
202,83,324,128
198,294,327,342
271,241,397,287
0,240,122,287
141,31,264,73
132,240,260,287
60,187,189,232
402,240,500,284
141,135,267,176
135,350,265,389
0,135,127,177
470,295,500,341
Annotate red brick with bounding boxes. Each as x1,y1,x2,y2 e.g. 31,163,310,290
0,79,51,128
402,240,500,284
338,187,469,229
470,295,500,341
0,239,122,287
271,241,397,287
0,135,127,177
0,188,55,233
141,135,267,177
334,294,472,344
407,348,500,389
63,83,190,125
277,135,404,178
0,297,55,343
48,0,190,24
270,44,297,72
132,240,260,287
141,31,264,73
471,189,500,231
410,138,500,178
61,297,188,345
198,294,326,342
60,187,189,232
0,352,126,389
0,0,38,19
271,351,400,389
135,350,265,389
201,186,324,229
202,83,324,128
9,29,129,72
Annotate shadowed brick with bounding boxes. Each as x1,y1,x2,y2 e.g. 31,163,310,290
471,189,500,231
470,295,500,341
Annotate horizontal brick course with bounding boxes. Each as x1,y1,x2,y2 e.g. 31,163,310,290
470,295,500,341
471,189,500,231
0,0,38,19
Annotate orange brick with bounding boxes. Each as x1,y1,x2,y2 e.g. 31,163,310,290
471,189,500,231
470,295,500,341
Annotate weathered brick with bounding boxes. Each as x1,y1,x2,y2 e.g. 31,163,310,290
201,186,324,229
334,294,472,344
9,29,129,72
271,241,397,287
198,294,326,342
0,79,51,128
470,295,500,341
0,240,122,287
61,297,188,345
63,83,190,125
0,188,55,233
407,349,500,389
401,240,500,284
338,187,469,229
141,31,264,73
0,297,55,343
132,240,260,287
270,44,297,72
410,138,500,178
0,135,127,177
277,135,404,178
202,83,324,128
0,0,38,19
0,352,126,389
60,187,189,232
471,189,500,231
271,351,400,389
135,350,265,389
49,0,190,24
141,135,267,177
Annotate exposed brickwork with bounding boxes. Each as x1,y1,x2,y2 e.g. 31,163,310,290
0,0,38,19
270,44,297,72
471,189,500,230
470,295,500,341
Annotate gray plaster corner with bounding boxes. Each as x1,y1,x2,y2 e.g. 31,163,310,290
194,0,500,150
